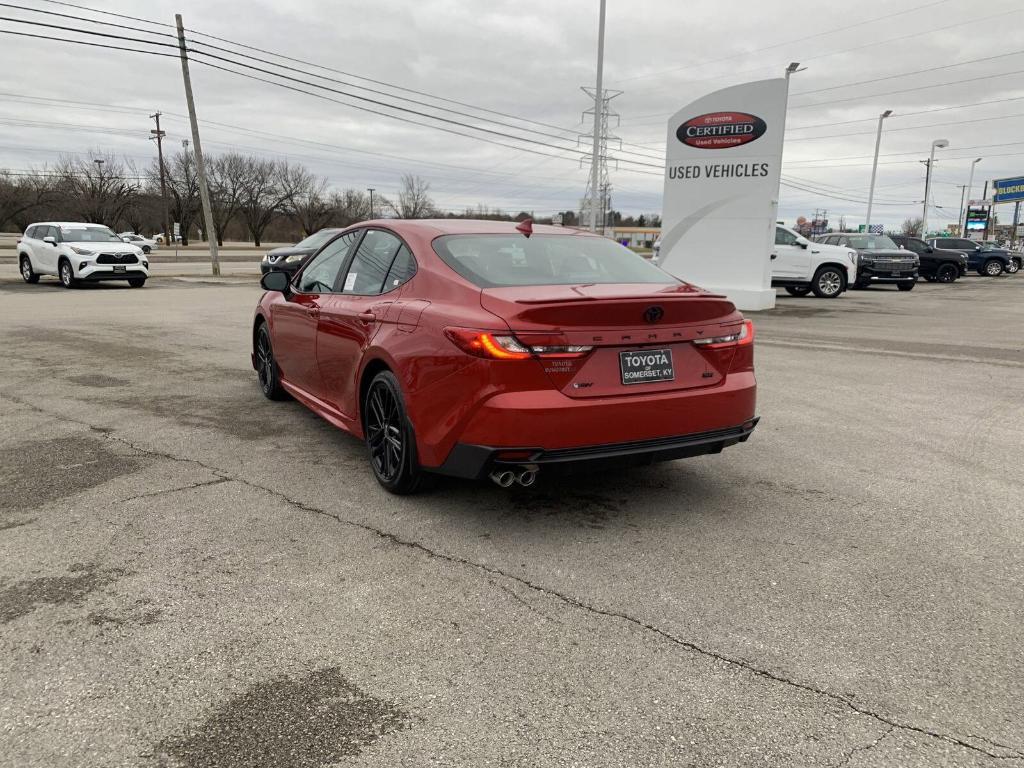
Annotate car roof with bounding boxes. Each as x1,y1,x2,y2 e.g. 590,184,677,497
28,221,111,228
357,218,600,238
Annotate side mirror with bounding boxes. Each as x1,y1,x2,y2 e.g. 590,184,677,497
926,247,934,253
261,270,290,292
796,238,809,249
975,245,982,252
121,236,132,242
43,236,57,246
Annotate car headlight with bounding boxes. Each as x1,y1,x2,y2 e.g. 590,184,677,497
283,254,305,263
71,246,94,256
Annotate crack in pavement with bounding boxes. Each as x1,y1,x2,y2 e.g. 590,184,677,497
833,726,895,768
4,392,1023,763
116,477,230,503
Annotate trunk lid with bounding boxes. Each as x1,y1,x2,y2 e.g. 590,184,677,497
480,283,744,398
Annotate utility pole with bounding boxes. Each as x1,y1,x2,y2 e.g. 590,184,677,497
963,157,982,236
865,109,892,233
956,185,968,236
175,14,220,276
150,111,172,243
587,0,607,233
921,139,949,238
367,188,375,219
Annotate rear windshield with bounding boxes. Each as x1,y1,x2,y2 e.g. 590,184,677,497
432,234,677,288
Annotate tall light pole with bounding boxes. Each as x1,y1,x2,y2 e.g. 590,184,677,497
367,188,375,219
865,109,892,232
588,0,607,233
921,139,949,238
962,157,982,236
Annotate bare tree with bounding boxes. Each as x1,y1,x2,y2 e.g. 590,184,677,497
394,174,435,219
238,159,294,246
207,153,248,246
331,189,370,227
282,167,335,235
901,217,924,237
0,170,58,230
54,152,140,228
157,151,201,246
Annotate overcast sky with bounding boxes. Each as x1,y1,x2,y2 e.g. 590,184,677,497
1,0,1021,230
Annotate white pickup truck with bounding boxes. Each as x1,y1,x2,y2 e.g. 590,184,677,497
770,225,858,298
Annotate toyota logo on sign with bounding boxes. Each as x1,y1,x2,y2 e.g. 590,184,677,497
677,112,767,149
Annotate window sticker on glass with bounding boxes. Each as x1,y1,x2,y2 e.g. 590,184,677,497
344,272,358,291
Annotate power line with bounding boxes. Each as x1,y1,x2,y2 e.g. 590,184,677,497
0,26,177,57
787,94,1024,131
0,2,176,38
787,111,1024,142
30,0,171,29
0,14,178,48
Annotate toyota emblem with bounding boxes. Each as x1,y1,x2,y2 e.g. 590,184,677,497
643,306,664,323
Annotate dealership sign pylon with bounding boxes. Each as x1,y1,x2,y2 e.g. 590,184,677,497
658,78,790,310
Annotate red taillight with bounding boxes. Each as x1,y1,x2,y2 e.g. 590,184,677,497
693,320,754,349
444,328,593,360
444,328,531,359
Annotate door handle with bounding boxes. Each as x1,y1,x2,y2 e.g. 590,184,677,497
307,307,320,318
357,311,376,322
770,253,778,260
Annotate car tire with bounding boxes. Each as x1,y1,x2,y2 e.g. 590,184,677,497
128,278,146,288
364,370,431,495
784,285,811,297
897,280,915,291
255,323,288,401
811,266,846,298
58,258,77,289
1006,258,1020,274
142,245,151,254
936,263,959,283
19,255,39,284
982,259,1003,277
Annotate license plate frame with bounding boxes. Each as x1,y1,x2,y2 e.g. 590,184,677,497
619,348,675,386
113,264,127,274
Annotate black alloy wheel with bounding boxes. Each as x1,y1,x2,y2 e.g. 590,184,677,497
364,371,430,494
936,263,959,283
255,324,287,400
20,255,39,283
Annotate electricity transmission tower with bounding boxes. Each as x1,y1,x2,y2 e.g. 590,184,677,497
579,87,622,234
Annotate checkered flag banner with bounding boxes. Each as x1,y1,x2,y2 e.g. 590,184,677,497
868,224,884,234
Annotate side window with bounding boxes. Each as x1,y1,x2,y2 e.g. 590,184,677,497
774,227,798,246
25,226,37,239
45,226,60,241
903,239,922,253
296,231,359,294
341,229,401,295
382,245,417,292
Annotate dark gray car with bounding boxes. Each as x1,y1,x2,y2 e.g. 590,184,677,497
260,228,343,275
816,233,919,291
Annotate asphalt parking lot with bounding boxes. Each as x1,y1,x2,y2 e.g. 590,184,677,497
1,273,1022,767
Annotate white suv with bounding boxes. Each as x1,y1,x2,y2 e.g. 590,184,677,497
18,222,150,289
771,225,857,298
118,232,158,253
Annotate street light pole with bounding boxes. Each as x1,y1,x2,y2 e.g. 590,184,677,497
588,0,607,233
963,157,981,235
367,188,375,219
865,109,892,232
921,139,949,238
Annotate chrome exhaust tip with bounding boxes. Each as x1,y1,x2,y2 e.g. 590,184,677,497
516,470,537,487
490,470,516,488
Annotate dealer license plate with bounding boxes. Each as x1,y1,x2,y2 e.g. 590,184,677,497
113,265,126,273
619,348,674,386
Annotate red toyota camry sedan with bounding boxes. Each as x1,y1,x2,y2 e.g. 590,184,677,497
252,219,757,493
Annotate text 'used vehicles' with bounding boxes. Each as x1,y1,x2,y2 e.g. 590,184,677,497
252,220,758,493
18,223,149,288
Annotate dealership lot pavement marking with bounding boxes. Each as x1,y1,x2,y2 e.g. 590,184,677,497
1,276,1022,766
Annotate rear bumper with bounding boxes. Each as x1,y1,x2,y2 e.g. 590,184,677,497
434,419,759,479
